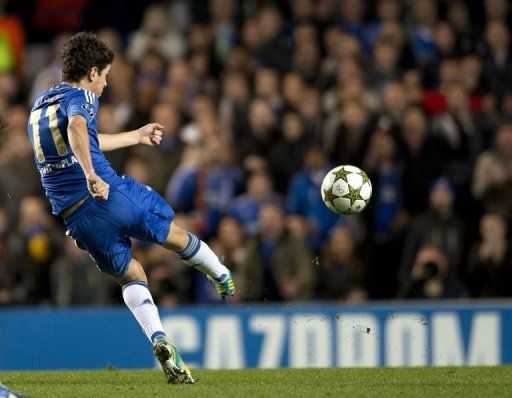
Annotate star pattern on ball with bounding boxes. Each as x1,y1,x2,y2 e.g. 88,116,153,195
360,172,371,185
323,187,339,208
342,186,364,206
332,167,350,183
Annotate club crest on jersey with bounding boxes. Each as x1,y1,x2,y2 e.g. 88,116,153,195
81,103,94,117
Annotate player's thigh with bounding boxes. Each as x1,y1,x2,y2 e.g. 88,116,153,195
119,176,176,244
66,209,132,278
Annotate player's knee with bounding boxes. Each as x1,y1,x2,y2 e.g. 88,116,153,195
163,222,189,252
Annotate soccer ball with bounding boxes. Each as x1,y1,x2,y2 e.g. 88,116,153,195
321,165,372,215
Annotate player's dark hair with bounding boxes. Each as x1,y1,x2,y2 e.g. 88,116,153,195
60,32,114,82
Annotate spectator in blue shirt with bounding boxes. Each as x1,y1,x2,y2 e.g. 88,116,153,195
166,136,243,237
287,146,339,251
230,172,283,235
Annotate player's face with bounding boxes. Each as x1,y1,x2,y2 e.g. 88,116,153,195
90,64,111,97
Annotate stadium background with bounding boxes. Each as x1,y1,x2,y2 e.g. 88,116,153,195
0,0,512,370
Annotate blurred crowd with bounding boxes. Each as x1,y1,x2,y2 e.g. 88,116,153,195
1,0,512,306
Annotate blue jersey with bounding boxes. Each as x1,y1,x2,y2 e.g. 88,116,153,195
27,83,119,215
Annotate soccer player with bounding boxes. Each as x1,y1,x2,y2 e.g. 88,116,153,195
27,32,235,384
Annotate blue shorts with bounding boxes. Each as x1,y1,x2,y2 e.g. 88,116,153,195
63,176,175,277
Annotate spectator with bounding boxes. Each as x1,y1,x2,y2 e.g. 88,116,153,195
423,22,458,87
481,20,512,101
51,238,113,306
28,33,70,105
241,18,263,61
403,68,424,105
379,20,416,71
365,0,403,49
372,82,408,136
467,213,512,297
318,28,359,90
319,225,367,302
432,82,487,171
131,102,183,193
148,213,196,306
124,58,162,131
364,130,407,298
97,28,134,129
282,71,306,112
214,216,246,274
327,100,372,167
11,196,59,304
218,72,250,142
401,246,466,299
364,130,405,239
290,0,314,24
287,146,339,250
459,55,488,98
298,88,323,139
229,172,282,235
400,177,465,290
124,156,151,186
484,0,510,23
409,0,438,66
257,6,290,72
0,105,43,227
147,252,193,307
401,105,445,215
446,0,476,55
472,123,512,215
292,23,320,83
98,103,128,171
254,68,282,112
239,97,278,171
269,111,309,193
126,4,185,62
209,0,238,66
166,136,243,237
339,0,367,47
194,216,247,302
432,81,490,219
239,203,314,301
366,36,403,95
179,94,217,147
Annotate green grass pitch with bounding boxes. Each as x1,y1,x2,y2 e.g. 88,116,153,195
1,367,512,397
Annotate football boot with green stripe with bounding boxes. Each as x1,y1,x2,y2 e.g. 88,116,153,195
152,336,194,384
208,271,236,299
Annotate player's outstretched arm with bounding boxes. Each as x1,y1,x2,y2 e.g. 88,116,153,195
68,115,110,200
98,123,163,152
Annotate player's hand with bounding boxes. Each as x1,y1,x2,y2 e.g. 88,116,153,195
86,173,110,200
138,123,164,147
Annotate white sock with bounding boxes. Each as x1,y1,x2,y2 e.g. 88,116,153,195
122,281,166,343
178,232,229,279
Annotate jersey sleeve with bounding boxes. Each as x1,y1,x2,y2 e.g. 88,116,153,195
66,89,98,125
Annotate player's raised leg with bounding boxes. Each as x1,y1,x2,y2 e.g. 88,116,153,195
163,222,235,298
119,258,194,384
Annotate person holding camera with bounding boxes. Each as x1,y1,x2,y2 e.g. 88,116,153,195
400,246,466,299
